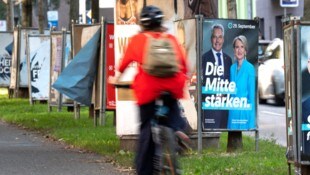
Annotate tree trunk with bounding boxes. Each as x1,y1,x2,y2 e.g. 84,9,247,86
227,131,243,152
303,0,310,21
227,0,237,19
69,0,79,29
6,0,14,31
301,165,310,175
91,0,99,23
200,0,218,18
21,0,32,27
38,0,44,34
226,0,242,152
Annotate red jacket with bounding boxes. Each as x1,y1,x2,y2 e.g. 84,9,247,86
118,31,188,105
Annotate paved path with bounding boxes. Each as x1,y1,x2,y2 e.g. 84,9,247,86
0,121,133,175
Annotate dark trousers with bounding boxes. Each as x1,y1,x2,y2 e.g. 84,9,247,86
135,97,186,175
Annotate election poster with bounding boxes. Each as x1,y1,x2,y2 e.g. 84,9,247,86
105,23,116,110
299,25,310,161
201,19,258,130
27,35,50,101
21,29,49,87
114,0,140,136
114,0,198,136
9,29,18,90
0,32,13,87
53,24,101,106
10,28,49,89
49,32,72,107
174,18,198,131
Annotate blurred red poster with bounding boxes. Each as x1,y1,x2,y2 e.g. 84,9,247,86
106,23,116,110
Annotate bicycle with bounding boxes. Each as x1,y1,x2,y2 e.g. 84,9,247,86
113,83,185,175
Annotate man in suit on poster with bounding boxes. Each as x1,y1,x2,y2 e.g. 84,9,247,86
302,57,310,160
201,23,232,129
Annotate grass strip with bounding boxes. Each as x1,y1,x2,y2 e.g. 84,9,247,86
0,92,291,174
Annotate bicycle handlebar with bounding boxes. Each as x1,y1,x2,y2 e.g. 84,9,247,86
111,81,132,89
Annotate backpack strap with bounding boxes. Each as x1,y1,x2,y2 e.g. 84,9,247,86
143,33,152,38
143,32,169,39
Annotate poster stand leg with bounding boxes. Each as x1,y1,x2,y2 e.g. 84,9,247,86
99,109,105,126
287,163,292,175
94,109,99,126
74,101,80,119
255,130,259,151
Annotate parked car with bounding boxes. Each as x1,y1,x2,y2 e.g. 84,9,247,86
258,38,285,105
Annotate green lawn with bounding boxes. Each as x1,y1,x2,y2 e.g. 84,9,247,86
0,91,292,174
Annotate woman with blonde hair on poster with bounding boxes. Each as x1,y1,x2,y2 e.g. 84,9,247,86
228,35,256,130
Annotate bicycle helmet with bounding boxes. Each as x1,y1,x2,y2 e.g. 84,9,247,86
139,5,164,29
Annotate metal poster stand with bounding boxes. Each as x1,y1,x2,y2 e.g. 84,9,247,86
48,29,73,112
196,15,203,153
10,26,21,98
71,21,102,121
93,17,106,126
195,16,259,153
99,17,107,126
10,27,50,99
26,34,50,105
283,17,310,174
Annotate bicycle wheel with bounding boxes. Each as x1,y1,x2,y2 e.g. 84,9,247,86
160,126,181,175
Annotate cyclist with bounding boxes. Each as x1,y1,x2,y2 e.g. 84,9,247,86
109,5,190,175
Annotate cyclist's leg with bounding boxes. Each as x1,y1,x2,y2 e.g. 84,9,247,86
161,126,179,174
165,97,191,152
164,97,188,132
135,101,156,175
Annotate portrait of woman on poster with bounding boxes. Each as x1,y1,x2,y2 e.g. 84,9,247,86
116,0,138,25
228,35,256,130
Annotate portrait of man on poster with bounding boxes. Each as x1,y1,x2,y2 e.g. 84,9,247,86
201,23,232,129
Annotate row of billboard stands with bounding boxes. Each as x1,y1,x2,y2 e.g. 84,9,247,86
5,14,310,172
1,16,264,153
0,18,115,127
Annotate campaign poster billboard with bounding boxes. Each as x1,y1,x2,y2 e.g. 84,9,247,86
50,32,72,106
9,29,18,89
52,24,101,106
114,0,140,136
201,19,258,130
10,28,50,89
174,18,198,131
114,0,198,136
299,25,310,161
0,32,13,87
27,35,51,101
106,23,116,110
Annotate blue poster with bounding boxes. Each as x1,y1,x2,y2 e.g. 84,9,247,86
52,27,100,106
300,25,310,160
201,19,258,130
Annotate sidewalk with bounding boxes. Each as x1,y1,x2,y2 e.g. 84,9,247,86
0,120,132,175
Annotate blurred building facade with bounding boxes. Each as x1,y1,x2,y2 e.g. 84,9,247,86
256,0,304,40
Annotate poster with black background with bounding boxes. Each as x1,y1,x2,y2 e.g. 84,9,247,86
0,32,13,87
